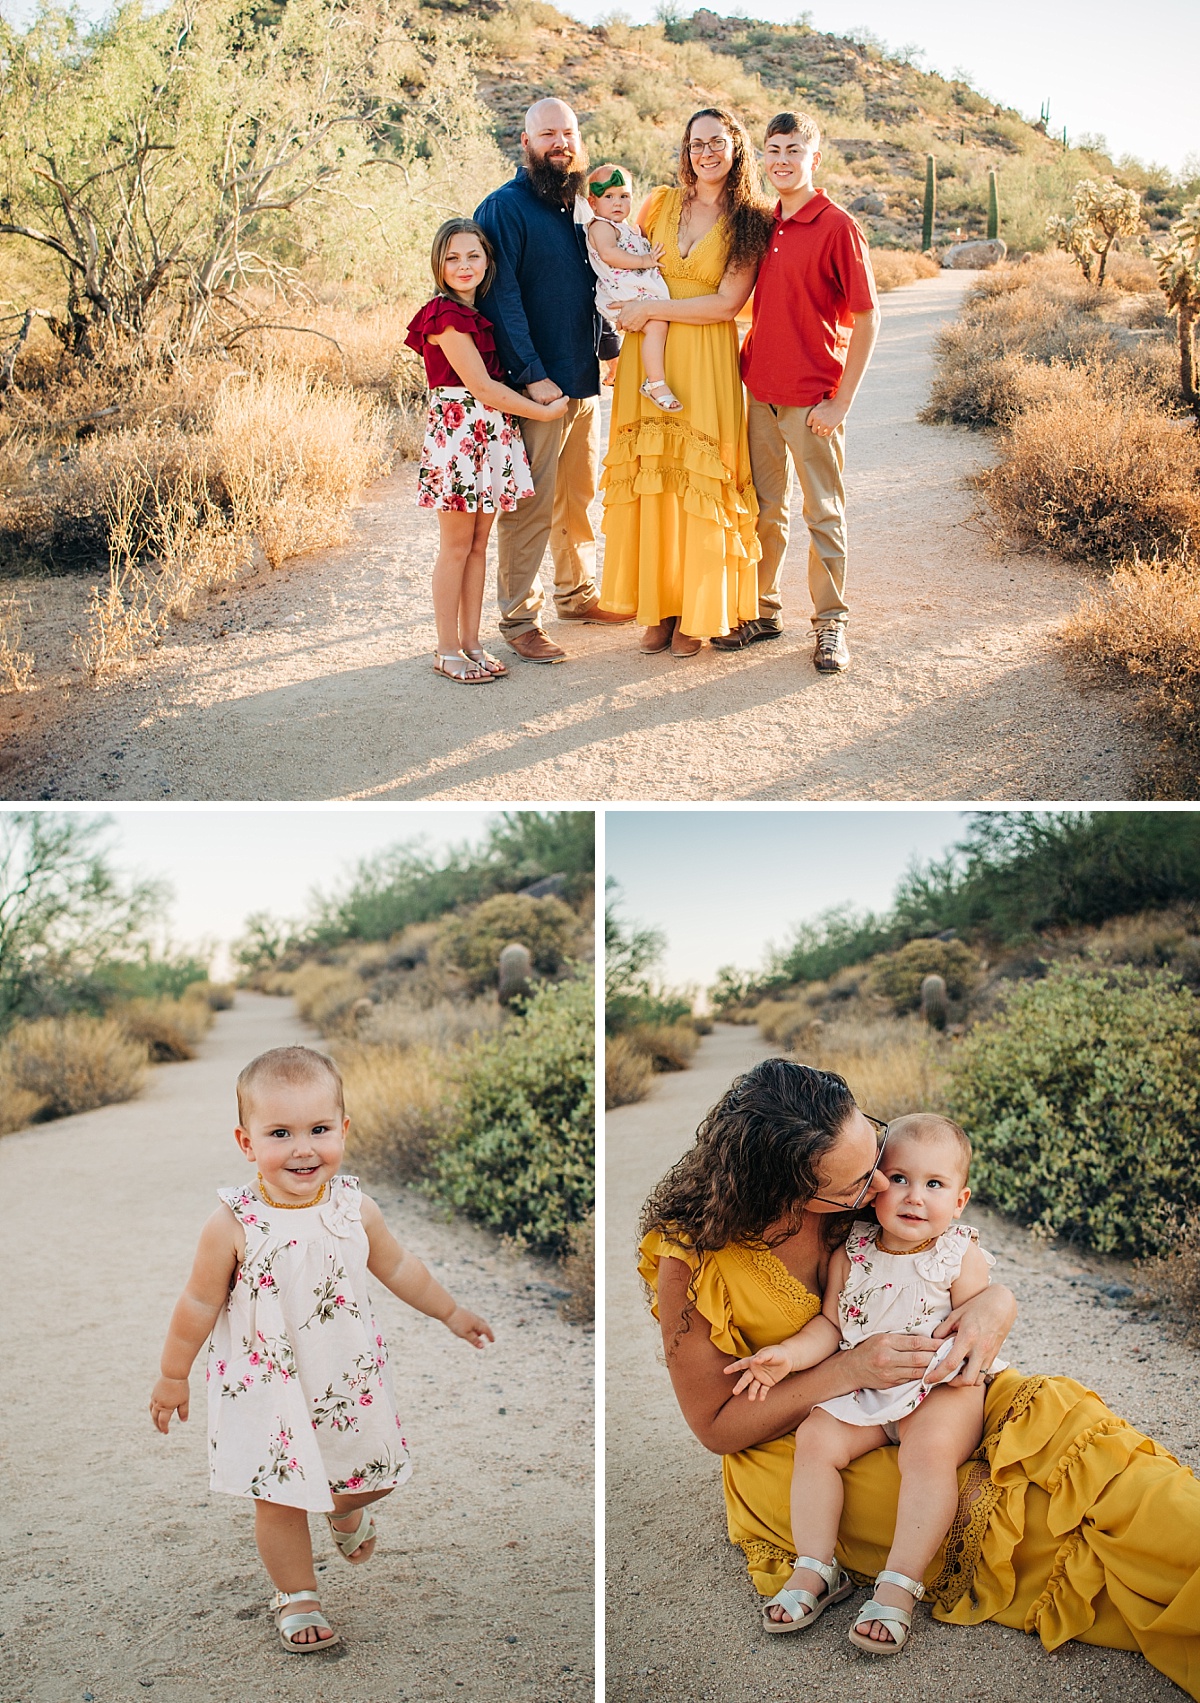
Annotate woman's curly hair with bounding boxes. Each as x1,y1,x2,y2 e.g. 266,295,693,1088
639,1058,859,1336
678,107,773,274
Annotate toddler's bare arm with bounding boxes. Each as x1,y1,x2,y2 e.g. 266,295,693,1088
150,1206,241,1432
362,1196,494,1347
589,221,665,271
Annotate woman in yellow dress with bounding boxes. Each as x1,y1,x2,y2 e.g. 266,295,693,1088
598,109,773,656
639,1058,1200,1697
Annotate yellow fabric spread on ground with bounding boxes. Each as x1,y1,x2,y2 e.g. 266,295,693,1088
599,186,760,637
638,1229,1200,1700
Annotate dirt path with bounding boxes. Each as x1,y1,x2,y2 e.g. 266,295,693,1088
3,271,1148,802
0,994,592,1703
605,1023,1198,1703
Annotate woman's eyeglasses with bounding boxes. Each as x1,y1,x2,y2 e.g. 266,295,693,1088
688,136,732,157
810,1115,889,1212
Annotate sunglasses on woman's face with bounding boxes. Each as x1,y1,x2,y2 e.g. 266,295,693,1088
810,1114,889,1212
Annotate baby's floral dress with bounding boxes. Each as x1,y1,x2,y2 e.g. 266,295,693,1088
403,296,535,514
206,1174,412,1510
814,1220,1008,1433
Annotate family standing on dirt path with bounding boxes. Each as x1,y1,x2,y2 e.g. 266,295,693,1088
405,94,880,682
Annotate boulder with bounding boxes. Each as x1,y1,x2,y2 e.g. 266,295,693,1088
518,872,566,899
942,238,1007,270
849,192,886,216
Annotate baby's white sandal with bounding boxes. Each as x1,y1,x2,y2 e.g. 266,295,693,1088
761,1553,853,1634
847,1568,925,1655
274,1588,340,1653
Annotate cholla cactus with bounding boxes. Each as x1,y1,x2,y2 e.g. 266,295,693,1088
1158,199,1200,422
1047,179,1143,284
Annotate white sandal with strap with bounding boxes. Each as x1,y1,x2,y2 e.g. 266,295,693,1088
274,1589,340,1653
847,1568,925,1655
761,1553,853,1634
326,1506,377,1562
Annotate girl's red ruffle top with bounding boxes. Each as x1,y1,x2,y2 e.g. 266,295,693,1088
404,297,507,389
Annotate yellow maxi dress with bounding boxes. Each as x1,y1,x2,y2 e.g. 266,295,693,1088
639,1229,1200,1700
599,186,760,637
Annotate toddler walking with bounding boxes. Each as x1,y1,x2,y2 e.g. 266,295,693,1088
150,1045,493,1653
584,165,678,412
404,217,568,683
726,1113,1006,1657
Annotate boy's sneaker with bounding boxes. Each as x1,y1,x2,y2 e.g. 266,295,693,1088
814,625,849,672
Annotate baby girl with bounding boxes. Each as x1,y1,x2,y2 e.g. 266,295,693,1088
585,164,678,412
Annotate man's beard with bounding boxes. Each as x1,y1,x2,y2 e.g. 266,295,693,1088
523,145,589,206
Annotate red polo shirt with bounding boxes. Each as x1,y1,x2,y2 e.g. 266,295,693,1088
740,191,878,408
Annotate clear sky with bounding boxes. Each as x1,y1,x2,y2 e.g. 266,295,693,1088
606,808,970,1000
63,806,503,976
4,0,1193,174
566,0,1198,177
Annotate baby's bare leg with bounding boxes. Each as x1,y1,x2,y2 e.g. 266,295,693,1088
254,1500,333,1645
639,319,669,387
770,1408,888,1623
329,1486,393,1565
859,1382,986,1644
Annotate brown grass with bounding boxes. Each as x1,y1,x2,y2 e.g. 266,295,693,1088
1062,552,1200,793
0,1014,147,1118
869,250,940,292
623,1021,699,1073
1134,1209,1200,1344
356,997,503,1051
786,1017,951,1122
605,1034,654,1108
118,992,214,1061
560,1209,595,1325
336,1040,453,1180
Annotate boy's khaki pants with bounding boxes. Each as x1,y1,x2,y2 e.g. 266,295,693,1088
497,397,601,637
746,392,849,629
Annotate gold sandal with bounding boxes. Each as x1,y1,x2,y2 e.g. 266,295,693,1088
433,650,494,683
463,646,508,677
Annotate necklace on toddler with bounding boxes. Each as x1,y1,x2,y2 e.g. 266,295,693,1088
256,1172,327,1210
876,1232,938,1257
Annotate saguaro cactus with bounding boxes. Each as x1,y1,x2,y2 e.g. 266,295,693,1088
987,170,1000,241
922,154,936,251
920,974,949,1031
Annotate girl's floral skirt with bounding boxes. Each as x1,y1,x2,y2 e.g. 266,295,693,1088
417,387,535,513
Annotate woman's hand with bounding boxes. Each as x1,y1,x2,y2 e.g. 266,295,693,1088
149,1375,190,1434
616,299,656,333
928,1285,1017,1384
844,1331,939,1389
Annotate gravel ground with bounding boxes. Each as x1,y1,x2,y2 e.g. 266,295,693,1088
0,993,593,1703
0,271,1150,802
605,1023,1198,1703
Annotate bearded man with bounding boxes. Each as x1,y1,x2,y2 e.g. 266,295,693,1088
474,98,629,663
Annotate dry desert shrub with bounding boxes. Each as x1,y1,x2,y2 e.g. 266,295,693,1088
869,250,941,292
980,381,1200,562
0,1085,51,1134
1062,553,1200,777
337,1040,452,1179
118,992,215,1061
605,1033,654,1108
0,1013,147,1118
623,1020,698,1073
754,998,823,1052
1135,1209,1200,1344
794,1018,951,1122
290,963,366,1034
0,595,34,691
357,996,503,1051
560,1210,595,1324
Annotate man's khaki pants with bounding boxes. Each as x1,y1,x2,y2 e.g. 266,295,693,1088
746,393,849,629
497,396,601,637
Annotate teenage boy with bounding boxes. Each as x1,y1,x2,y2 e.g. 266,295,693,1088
720,111,880,672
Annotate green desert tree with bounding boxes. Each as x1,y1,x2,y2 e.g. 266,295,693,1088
1158,199,1200,423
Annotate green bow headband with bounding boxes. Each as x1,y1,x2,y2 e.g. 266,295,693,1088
589,168,629,197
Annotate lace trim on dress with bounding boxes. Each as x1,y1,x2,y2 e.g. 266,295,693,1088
726,1242,823,1331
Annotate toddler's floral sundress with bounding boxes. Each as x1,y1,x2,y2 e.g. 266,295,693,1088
207,1174,412,1511
814,1219,1008,1435
585,215,672,325
403,296,535,514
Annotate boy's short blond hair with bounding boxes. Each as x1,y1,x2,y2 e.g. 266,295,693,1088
765,110,821,150
236,1046,344,1126
884,1112,972,1184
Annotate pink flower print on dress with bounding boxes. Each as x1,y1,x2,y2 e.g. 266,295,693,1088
335,1295,347,1308
257,1272,275,1290
359,1394,373,1406
442,400,465,431
345,1474,365,1490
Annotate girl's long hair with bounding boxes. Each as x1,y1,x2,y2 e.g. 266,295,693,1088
639,1058,858,1334
678,107,773,273
429,218,496,301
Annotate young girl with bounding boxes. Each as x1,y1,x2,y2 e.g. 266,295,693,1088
726,1113,1007,1657
149,1045,493,1654
404,218,568,683
584,165,678,412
